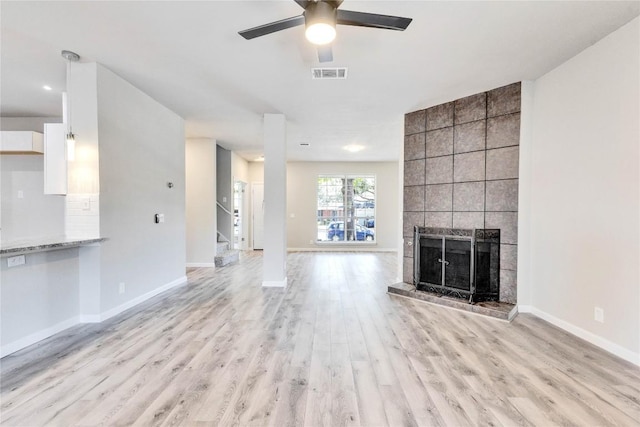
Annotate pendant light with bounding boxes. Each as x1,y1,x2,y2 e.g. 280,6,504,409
61,50,80,161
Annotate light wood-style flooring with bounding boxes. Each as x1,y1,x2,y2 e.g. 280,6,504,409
1,251,639,426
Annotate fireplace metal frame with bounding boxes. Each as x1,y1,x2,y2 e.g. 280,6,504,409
413,226,500,302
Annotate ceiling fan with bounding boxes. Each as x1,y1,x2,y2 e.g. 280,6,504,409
238,0,412,63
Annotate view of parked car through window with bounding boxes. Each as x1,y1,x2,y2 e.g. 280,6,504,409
317,175,375,243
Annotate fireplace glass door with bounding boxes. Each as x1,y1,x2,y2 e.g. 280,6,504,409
414,227,500,302
418,237,473,292
419,237,442,286
443,238,472,291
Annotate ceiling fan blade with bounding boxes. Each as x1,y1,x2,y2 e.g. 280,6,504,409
317,45,333,63
238,15,305,40
294,0,310,9
337,9,412,31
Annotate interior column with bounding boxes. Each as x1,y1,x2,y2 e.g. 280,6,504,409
262,114,287,287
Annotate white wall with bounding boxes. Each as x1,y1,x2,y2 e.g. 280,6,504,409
248,161,264,184
286,161,399,251
231,152,249,183
522,17,639,364
1,248,80,356
0,117,60,132
96,64,186,313
186,138,217,266
1,155,65,242
262,114,287,286
66,62,100,238
1,64,187,355
1,117,66,242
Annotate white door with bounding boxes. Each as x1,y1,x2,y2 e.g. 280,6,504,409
252,182,264,250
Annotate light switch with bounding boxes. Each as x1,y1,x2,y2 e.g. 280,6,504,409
223,196,227,203
17,190,24,199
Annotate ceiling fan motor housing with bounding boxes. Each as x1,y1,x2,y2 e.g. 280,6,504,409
304,1,337,30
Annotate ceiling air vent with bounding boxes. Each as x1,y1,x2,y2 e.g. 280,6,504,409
311,67,348,80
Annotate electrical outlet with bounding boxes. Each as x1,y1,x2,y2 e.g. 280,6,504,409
119,282,125,294
309,239,314,244
7,255,25,268
17,190,24,199
594,307,604,323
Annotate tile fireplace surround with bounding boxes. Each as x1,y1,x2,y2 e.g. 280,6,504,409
402,82,520,303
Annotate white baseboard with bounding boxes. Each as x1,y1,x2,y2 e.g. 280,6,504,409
262,278,287,288
79,314,102,323
1,276,189,358
98,275,188,322
520,305,639,366
517,304,533,313
1,316,80,358
186,263,215,268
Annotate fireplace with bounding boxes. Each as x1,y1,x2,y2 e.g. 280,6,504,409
414,227,500,302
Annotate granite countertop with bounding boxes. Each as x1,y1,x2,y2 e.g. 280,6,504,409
0,237,106,256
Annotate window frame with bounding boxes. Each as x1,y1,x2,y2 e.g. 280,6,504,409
316,174,377,245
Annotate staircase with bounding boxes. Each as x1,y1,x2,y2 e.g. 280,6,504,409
215,234,240,267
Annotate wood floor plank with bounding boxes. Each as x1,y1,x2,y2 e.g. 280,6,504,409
329,343,361,427
351,360,389,426
1,251,639,427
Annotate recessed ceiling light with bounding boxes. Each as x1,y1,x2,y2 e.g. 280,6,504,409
343,144,364,153
43,85,52,91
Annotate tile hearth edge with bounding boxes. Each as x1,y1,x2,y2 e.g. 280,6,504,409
388,282,518,321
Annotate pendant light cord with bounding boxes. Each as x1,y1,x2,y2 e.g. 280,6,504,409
66,59,72,135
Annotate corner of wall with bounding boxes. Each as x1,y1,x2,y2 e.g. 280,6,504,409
516,81,535,307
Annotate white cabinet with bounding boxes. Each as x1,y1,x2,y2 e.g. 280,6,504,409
44,123,67,195
0,131,44,154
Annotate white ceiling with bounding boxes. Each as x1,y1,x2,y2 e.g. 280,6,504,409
1,1,638,161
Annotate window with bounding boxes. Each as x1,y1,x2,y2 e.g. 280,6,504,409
317,175,376,243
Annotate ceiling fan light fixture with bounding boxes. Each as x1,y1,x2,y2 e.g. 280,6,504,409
305,22,336,45
305,1,337,45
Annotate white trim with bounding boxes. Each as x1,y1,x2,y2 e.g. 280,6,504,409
1,276,189,357
518,304,534,313
98,275,188,322
262,277,287,288
186,262,216,268
524,306,639,366
1,316,80,358
79,314,102,323
287,247,397,253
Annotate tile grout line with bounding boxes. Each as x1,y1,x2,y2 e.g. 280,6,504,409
483,92,488,230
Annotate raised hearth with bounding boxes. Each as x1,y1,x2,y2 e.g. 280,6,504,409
388,282,517,321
